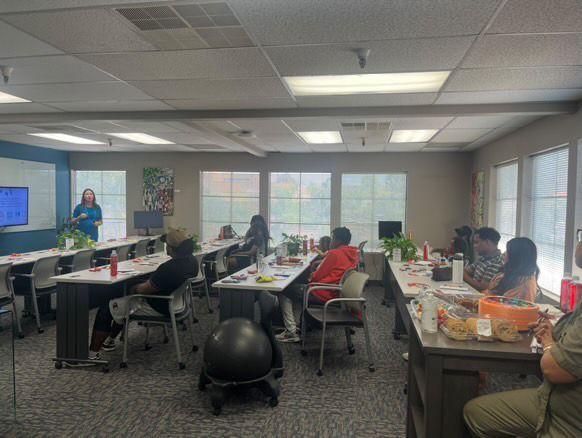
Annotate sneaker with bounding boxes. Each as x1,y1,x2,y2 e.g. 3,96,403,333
64,351,101,367
275,330,301,343
102,337,116,352
402,352,409,361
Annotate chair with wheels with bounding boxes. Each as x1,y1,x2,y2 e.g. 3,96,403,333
190,254,212,313
0,262,23,338
119,281,198,370
300,270,374,376
13,255,61,334
132,238,151,259
357,241,367,272
61,248,95,273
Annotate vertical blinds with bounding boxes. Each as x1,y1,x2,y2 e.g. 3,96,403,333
531,147,569,294
495,161,518,252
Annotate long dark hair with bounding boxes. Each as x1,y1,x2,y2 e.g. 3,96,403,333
246,214,270,241
494,237,539,294
80,188,101,210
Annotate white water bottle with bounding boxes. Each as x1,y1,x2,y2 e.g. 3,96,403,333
393,247,402,262
452,253,464,284
421,290,438,333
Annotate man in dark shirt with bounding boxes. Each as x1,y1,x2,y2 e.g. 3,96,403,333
80,228,197,363
463,227,504,291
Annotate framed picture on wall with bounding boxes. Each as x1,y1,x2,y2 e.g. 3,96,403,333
471,171,485,228
143,167,174,215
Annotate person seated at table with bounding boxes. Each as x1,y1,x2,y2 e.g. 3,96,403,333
463,227,504,292
228,214,270,270
75,229,197,363
464,241,582,438
484,237,541,302
455,225,475,263
310,235,331,271
275,227,359,343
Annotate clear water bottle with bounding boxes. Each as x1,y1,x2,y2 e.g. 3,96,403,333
421,289,438,333
256,251,265,273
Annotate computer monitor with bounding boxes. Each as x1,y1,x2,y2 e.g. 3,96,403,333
378,221,402,240
134,211,163,236
0,186,29,227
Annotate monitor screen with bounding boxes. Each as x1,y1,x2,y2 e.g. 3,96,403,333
378,221,402,240
0,187,29,227
134,211,164,229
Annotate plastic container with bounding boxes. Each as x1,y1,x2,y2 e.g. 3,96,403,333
560,274,572,312
110,249,118,277
452,253,464,284
421,290,438,333
423,241,429,261
478,296,539,331
569,278,582,312
256,252,265,273
393,248,402,262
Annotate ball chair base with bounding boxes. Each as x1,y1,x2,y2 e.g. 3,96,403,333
198,367,282,415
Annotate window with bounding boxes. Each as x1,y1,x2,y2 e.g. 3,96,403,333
530,148,569,294
341,173,407,249
269,172,331,243
72,171,126,241
201,172,260,241
494,161,518,251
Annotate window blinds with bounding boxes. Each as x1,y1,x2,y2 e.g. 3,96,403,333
531,148,569,294
495,161,518,252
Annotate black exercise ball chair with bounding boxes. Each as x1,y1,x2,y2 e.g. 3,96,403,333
199,292,283,415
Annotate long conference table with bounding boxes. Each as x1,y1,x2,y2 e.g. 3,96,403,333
50,238,242,370
213,252,318,321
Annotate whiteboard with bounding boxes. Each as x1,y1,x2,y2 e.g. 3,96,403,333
0,157,56,233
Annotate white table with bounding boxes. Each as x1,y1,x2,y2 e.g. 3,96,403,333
213,252,318,321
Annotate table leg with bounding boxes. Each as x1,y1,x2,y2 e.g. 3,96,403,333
219,288,257,321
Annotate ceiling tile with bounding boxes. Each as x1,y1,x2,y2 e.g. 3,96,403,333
390,117,453,129
165,98,296,109
230,0,500,45
445,67,582,91
0,103,61,113
283,119,340,131
384,143,425,152
464,34,582,68
447,115,518,129
436,89,582,104
296,93,437,107
432,128,491,142
0,21,63,57
4,9,156,53
464,127,516,150
3,82,154,102
130,78,290,100
0,55,116,85
227,119,290,134
488,0,582,34
79,48,274,81
45,100,174,111
310,144,348,152
266,36,474,76
347,144,385,152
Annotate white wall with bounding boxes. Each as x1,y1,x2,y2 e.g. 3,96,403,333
472,106,582,277
69,151,472,250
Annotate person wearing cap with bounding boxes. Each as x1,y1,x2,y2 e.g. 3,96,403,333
76,228,198,364
464,241,582,437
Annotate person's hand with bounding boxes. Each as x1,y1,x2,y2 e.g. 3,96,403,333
532,320,554,345
79,213,88,220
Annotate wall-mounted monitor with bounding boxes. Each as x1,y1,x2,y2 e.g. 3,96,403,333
134,211,163,235
378,221,402,240
0,187,29,227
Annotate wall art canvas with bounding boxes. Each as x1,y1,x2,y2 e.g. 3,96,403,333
143,167,174,215
471,171,485,228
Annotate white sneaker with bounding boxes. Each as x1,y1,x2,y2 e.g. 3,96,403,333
402,352,409,361
275,330,301,343
64,351,101,367
102,337,116,352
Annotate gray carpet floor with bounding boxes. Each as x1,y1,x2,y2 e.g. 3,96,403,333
0,285,538,437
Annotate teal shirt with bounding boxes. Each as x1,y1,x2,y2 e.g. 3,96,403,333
73,204,102,241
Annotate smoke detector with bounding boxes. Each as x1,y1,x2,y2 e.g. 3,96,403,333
236,130,255,138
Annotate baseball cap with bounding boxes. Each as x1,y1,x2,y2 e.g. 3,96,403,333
161,228,190,249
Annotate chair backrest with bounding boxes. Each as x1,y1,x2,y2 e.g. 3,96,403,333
192,254,206,282
152,237,165,254
32,255,61,289
134,238,151,258
72,249,95,272
116,244,132,262
340,271,370,313
170,281,190,314
357,241,367,272
0,262,13,300
215,247,229,274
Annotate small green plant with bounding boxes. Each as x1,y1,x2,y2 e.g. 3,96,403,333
381,233,419,261
281,233,307,256
57,229,96,250
190,234,202,253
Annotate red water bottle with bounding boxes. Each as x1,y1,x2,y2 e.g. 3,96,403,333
110,249,118,277
560,274,572,312
569,278,582,311
423,241,429,261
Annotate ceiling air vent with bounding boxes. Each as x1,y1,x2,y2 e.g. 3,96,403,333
116,5,188,30
340,121,392,131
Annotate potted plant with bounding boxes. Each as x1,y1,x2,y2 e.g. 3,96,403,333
281,233,307,256
56,228,96,250
381,233,419,261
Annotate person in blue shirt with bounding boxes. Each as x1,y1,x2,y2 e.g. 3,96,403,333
72,188,103,241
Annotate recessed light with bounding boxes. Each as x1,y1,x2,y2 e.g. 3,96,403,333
107,133,175,144
297,131,343,144
390,129,438,143
284,72,450,96
0,91,31,103
28,133,105,144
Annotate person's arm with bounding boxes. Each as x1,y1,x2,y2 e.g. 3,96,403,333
94,208,103,227
130,280,160,295
71,205,86,224
310,252,337,283
463,272,489,291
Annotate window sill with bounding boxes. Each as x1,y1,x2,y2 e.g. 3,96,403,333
540,288,559,306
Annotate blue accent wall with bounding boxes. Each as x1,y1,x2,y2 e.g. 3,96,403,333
0,141,70,255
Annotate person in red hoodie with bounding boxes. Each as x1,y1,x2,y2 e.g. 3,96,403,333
275,227,359,343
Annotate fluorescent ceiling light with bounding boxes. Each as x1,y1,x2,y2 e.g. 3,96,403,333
297,131,343,144
0,91,31,103
284,71,450,96
390,129,438,143
107,133,175,144
28,133,104,144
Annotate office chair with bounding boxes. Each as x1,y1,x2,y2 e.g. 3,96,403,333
189,254,212,313
61,248,95,273
0,262,23,338
132,238,151,258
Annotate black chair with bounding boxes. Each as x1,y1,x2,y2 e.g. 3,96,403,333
0,262,23,338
